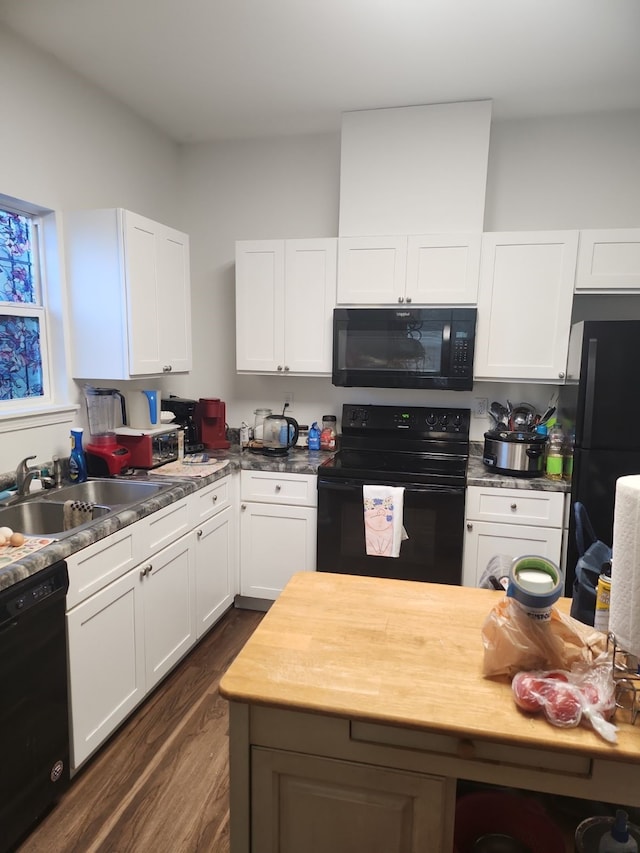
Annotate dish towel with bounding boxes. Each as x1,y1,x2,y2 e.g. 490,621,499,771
363,485,409,558
610,474,640,658
63,500,96,531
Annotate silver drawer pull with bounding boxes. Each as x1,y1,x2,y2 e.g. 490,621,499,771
510,503,517,511
212,494,218,503
275,484,281,492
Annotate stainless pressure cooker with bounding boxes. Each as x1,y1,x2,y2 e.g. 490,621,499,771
482,429,548,477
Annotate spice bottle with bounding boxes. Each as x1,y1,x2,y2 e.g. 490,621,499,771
320,415,337,450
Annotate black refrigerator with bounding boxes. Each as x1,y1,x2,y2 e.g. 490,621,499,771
560,320,640,594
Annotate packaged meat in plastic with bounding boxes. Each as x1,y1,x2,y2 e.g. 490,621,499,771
511,660,618,743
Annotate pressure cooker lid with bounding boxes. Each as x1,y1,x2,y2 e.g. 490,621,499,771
484,429,547,444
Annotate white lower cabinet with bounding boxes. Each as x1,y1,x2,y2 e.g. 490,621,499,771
251,747,451,853
239,470,317,601
462,486,565,587
66,475,235,771
194,505,235,637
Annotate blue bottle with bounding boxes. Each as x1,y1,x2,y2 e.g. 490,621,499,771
69,427,88,483
308,422,321,451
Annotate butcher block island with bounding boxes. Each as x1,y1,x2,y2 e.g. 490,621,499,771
220,572,640,853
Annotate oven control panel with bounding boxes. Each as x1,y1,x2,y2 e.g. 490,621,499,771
342,404,470,436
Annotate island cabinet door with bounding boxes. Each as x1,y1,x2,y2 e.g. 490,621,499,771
251,747,455,853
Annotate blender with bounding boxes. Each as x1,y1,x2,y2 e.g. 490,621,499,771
84,386,131,476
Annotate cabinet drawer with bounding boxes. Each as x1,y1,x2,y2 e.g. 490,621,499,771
240,470,317,507
190,475,231,526
466,486,564,527
67,526,141,608
140,497,191,553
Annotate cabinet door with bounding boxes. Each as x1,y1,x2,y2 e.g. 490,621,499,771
475,231,578,381
575,228,640,291
251,747,453,853
123,211,191,376
337,236,407,304
67,566,145,770
195,505,235,637
284,239,336,373
462,519,563,588
405,233,481,304
236,240,285,371
143,533,196,690
240,502,317,599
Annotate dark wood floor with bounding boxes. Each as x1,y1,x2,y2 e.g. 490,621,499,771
18,607,263,853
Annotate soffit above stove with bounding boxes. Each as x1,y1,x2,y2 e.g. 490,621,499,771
338,100,492,237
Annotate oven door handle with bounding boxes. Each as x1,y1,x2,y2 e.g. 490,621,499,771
317,477,465,495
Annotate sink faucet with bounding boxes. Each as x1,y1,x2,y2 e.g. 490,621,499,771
15,455,38,496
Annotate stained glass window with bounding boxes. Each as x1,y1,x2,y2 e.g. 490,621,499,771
0,206,45,401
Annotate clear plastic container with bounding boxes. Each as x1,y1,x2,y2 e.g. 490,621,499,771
320,415,337,450
545,423,565,481
253,408,272,441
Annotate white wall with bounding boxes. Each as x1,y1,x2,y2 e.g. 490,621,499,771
2,23,640,468
0,29,181,473
177,110,640,440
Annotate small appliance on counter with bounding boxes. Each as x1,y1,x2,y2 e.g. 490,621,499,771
124,388,161,430
196,397,230,450
84,386,131,476
161,395,205,455
261,413,299,456
115,425,179,469
482,428,547,477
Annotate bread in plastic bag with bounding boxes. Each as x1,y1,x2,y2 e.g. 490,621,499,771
511,661,617,743
482,595,608,679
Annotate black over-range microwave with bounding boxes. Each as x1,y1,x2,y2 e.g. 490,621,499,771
332,307,477,391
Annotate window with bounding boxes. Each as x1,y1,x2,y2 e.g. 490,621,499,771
0,204,50,405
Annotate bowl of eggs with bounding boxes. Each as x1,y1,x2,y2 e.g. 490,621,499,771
0,526,26,548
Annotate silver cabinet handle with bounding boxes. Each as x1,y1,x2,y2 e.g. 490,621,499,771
284,365,290,372
558,371,565,379
510,503,517,511
140,563,152,578
196,529,203,538
406,296,412,303
162,365,172,373
275,484,281,492
397,296,404,303
212,494,218,503
241,503,246,510
466,522,473,531
277,365,283,371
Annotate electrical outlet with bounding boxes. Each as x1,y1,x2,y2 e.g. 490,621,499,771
472,397,488,418
283,391,294,408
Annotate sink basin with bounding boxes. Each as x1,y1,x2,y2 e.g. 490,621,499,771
0,500,111,537
40,478,171,507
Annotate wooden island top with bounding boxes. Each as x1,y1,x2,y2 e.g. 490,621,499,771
221,571,640,759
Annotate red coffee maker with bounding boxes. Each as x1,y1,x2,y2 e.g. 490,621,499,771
196,398,230,450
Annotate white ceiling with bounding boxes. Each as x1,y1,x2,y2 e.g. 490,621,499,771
1,0,639,144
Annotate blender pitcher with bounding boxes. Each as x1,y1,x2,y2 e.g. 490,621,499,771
84,386,131,476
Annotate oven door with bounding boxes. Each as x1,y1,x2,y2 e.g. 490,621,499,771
316,475,465,584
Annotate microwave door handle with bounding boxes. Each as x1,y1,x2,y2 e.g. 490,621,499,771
442,321,452,371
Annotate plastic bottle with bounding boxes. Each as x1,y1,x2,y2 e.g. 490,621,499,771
563,429,575,481
320,415,337,450
308,422,321,451
69,427,88,483
598,809,638,853
545,422,565,481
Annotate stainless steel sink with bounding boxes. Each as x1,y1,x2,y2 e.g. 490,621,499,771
0,500,112,537
0,477,175,537
40,478,171,507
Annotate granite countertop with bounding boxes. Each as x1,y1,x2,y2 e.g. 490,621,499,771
467,441,571,493
0,445,334,592
0,442,566,593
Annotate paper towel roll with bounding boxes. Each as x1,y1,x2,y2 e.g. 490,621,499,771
610,474,640,657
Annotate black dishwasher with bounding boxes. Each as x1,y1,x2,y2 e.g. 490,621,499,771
0,561,70,853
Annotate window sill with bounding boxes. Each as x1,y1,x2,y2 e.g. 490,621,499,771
0,403,80,433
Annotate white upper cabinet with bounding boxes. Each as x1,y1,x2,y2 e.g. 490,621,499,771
474,230,579,382
575,228,640,292
66,208,192,380
337,233,480,305
235,238,336,375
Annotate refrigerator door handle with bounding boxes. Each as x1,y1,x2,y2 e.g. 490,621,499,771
583,336,598,447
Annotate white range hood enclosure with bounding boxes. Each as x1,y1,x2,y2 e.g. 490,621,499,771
338,100,492,236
